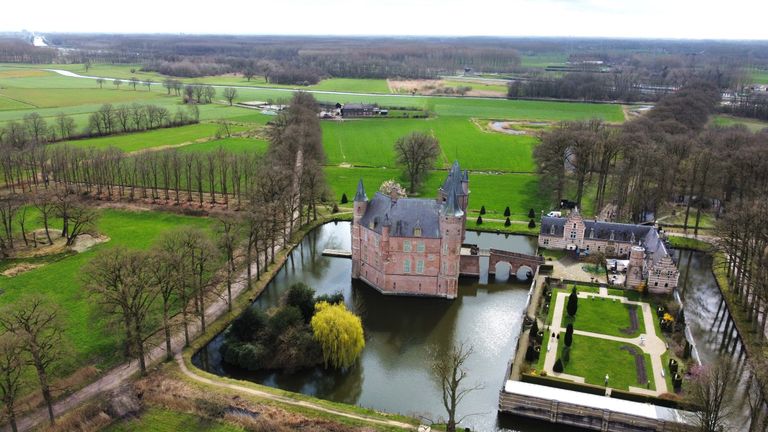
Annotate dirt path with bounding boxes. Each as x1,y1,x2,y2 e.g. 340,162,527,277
175,354,415,430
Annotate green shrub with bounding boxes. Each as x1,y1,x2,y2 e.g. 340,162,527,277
504,206,511,217
230,307,267,342
286,282,316,323
480,205,486,215
528,219,536,229
528,208,535,219
505,217,511,227
341,193,348,204
315,291,345,305
268,306,304,339
553,358,564,373
476,215,483,225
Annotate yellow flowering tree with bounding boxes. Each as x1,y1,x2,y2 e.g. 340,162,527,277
310,301,365,369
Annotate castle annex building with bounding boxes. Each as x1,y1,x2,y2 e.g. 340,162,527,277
538,209,679,294
351,162,469,299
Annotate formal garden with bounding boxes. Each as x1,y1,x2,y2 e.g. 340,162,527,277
523,282,687,399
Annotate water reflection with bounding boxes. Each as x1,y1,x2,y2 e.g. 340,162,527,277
193,222,547,431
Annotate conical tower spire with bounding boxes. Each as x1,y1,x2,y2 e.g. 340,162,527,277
354,178,367,202
442,186,464,217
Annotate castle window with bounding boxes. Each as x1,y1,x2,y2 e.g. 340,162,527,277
404,259,411,273
416,260,424,273
403,240,412,252
655,282,658,286
664,283,668,288
609,231,615,241
442,244,448,255
589,228,594,239
573,223,576,229
549,225,555,235
543,239,549,245
414,227,422,237
586,245,590,250
570,231,577,239
417,242,425,253
598,246,601,251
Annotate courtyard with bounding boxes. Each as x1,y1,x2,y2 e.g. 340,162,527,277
535,285,674,396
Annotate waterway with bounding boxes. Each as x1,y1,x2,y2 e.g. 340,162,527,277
193,222,584,431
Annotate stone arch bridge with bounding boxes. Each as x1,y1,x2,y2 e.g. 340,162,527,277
459,245,544,281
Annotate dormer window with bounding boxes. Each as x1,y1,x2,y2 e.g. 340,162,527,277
609,230,615,241
589,228,595,239
630,232,636,243
414,227,422,237
549,224,555,235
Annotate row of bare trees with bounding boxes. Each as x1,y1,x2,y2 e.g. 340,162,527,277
0,104,200,150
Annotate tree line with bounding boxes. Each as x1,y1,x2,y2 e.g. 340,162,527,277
0,104,200,149
533,80,768,230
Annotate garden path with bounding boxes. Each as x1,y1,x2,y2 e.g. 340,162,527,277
543,290,668,397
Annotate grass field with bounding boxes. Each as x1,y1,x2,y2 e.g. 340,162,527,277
57,123,251,153
520,53,569,69
442,79,509,93
326,167,548,219
0,209,213,371
177,137,269,154
750,69,768,84
104,408,243,432
711,114,768,132
323,117,538,171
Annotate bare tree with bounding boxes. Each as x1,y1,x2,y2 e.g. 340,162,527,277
223,87,237,105
0,194,20,254
394,132,441,193
95,77,104,89
32,192,55,245
432,341,482,432
63,201,98,246
151,234,184,359
215,213,242,311
144,79,153,92
0,331,25,432
687,359,737,432
113,79,122,90
55,112,75,140
83,248,158,375
129,77,139,90
0,297,65,426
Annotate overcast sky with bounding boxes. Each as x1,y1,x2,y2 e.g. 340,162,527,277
3,0,768,40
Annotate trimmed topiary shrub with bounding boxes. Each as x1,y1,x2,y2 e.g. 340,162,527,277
340,193,348,204
504,206,511,217
562,346,570,363
553,358,564,373
332,203,339,213
528,219,536,229
528,208,535,219
567,286,579,317
476,215,483,225
505,217,511,227
564,323,573,347
480,205,486,215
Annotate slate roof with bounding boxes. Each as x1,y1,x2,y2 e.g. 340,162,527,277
343,103,377,110
359,192,442,238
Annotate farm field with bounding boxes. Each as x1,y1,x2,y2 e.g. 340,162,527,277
177,136,269,154
57,122,252,153
750,68,768,84
519,53,569,69
442,79,509,93
0,209,213,371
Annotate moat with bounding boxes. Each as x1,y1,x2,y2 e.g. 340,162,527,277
193,222,741,431
193,221,578,431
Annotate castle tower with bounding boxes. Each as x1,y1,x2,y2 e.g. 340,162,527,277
626,245,645,289
351,179,367,279
438,188,464,299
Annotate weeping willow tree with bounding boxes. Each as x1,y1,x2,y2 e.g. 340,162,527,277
310,302,364,369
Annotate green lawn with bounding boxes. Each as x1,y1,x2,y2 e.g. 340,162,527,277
0,209,213,371
750,68,768,84
57,123,251,152
322,117,538,171
104,408,244,432
562,334,656,391
568,295,646,338
442,79,509,93
0,94,35,111
520,53,569,69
